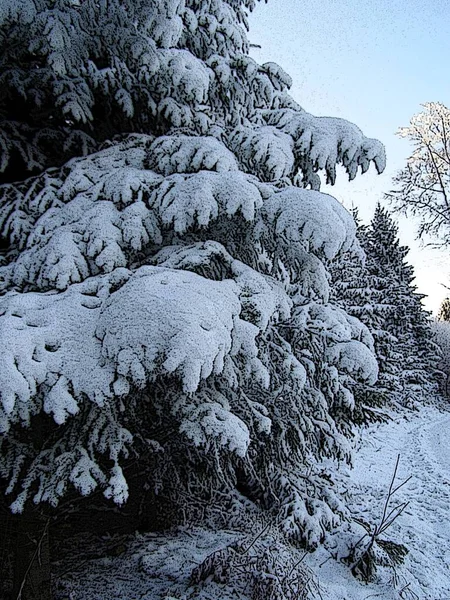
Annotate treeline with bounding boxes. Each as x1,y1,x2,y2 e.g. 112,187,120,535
331,203,440,421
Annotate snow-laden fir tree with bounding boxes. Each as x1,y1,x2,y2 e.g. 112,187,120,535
333,204,438,409
328,208,388,424
364,205,439,404
431,316,450,396
329,209,401,421
0,0,386,549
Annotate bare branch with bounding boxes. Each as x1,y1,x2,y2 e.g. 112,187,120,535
388,103,450,246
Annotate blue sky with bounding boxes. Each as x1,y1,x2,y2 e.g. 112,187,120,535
248,0,450,313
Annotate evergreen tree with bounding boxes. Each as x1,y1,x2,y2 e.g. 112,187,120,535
364,205,438,404
329,207,370,320
0,4,387,588
431,318,450,395
438,297,450,322
360,204,408,404
331,205,439,415
330,208,401,421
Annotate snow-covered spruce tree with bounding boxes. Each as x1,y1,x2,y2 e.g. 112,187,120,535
0,0,386,553
331,205,439,417
329,208,369,318
329,209,400,421
361,204,438,406
431,318,450,396
328,209,373,333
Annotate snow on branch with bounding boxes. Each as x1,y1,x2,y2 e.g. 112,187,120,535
265,187,357,258
144,0,185,48
227,125,295,182
255,188,358,303
264,108,386,186
151,241,292,331
150,170,267,232
155,49,213,104
183,0,250,59
147,135,239,174
260,62,293,91
3,402,133,512
97,266,242,393
0,262,283,433
178,400,251,458
0,141,274,292
4,195,162,291
326,340,378,385
0,135,155,248
0,0,36,26
287,300,378,405
299,302,374,348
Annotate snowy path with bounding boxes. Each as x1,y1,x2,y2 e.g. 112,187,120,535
401,411,450,597
429,417,450,471
314,404,450,599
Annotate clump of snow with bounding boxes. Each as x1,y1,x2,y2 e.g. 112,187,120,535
147,135,239,175
228,125,295,181
150,170,265,232
152,241,292,331
254,187,359,302
0,279,116,432
261,61,293,90
156,49,213,104
146,0,184,48
97,266,241,393
326,340,378,384
302,303,374,348
179,401,250,457
264,108,386,185
261,187,357,261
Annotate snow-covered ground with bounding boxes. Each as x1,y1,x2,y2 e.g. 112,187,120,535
313,402,450,599
53,402,450,600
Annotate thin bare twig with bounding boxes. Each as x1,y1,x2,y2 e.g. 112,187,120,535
16,517,50,600
350,455,411,581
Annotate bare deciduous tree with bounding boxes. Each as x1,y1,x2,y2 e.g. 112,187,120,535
438,297,450,322
386,102,450,247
